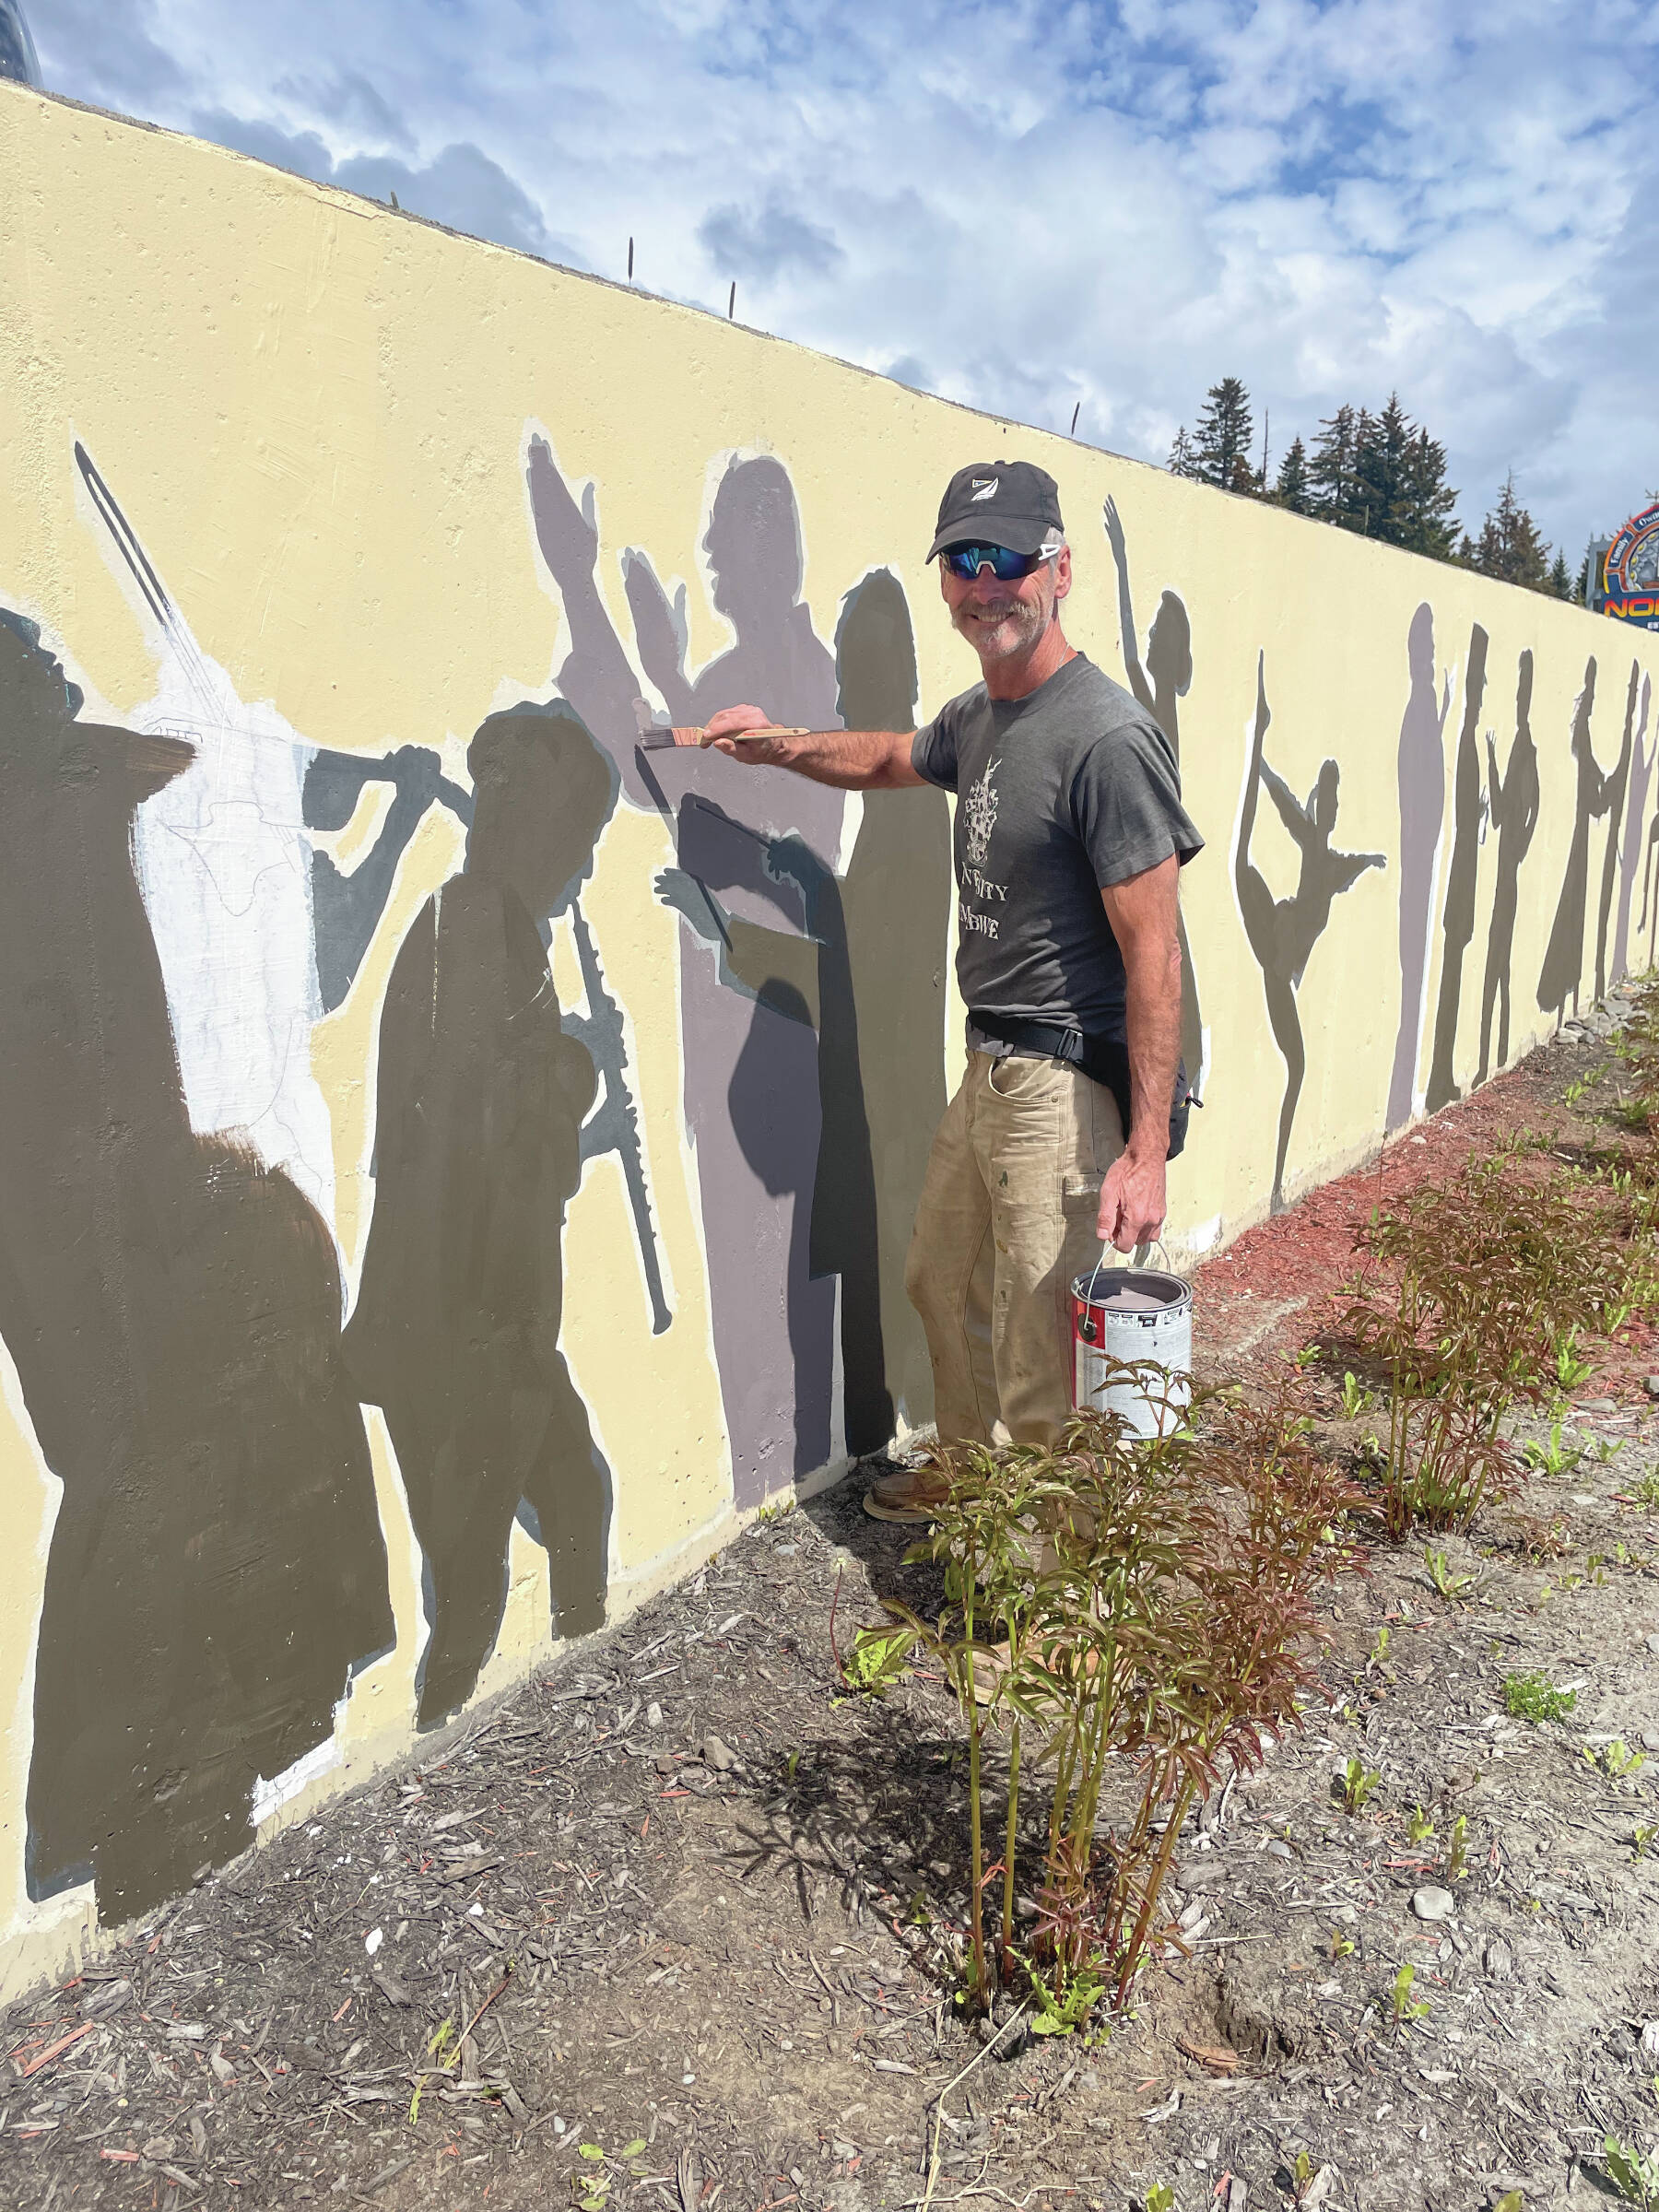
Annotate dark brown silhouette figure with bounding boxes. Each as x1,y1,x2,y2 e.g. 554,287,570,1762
1537,659,1611,1025
1594,662,1639,1004
527,434,844,1502
1611,670,1653,985
0,611,392,1918
1477,653,1540,1084
1104,496,1205,1095
344,703,614,1726
1235,654,1384,1214
1425,624,1488,1112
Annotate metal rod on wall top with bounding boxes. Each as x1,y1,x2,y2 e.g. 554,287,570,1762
628,236,634,280
727,281,735,321
1070,402,1080,437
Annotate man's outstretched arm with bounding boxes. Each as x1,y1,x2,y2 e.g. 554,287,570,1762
1097,854,1183,1253
700,704,925,791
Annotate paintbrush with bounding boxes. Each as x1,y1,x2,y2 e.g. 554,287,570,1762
632,698,807,752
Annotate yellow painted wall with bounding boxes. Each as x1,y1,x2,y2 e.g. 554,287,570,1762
2,84,1656,1992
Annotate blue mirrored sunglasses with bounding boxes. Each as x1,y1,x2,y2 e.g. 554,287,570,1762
939,543,1050,582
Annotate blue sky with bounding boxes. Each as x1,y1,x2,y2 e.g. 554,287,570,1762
18,0,1659,560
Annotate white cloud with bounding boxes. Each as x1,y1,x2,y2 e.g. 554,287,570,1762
21,0,1659,553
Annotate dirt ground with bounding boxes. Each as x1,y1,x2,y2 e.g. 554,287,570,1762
5,1007,1659,2212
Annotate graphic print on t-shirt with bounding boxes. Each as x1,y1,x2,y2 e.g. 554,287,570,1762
963,758,999,865
959,757,1008,939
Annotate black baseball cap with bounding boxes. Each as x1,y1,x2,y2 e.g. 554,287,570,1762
926,459,1066,561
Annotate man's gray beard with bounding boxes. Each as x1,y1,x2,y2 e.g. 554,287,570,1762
952,592,1049,661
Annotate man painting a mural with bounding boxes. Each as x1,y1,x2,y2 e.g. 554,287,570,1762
677,461,1201,1519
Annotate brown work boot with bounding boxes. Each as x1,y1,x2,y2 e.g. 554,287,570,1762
861,1462,953,1524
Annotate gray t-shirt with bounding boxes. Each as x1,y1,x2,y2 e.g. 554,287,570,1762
910,653,1202,1041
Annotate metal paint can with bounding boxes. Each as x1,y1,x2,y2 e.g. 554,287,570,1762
1070,1264,1193,1438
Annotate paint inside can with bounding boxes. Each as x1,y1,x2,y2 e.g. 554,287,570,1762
1070,1265,1193,1438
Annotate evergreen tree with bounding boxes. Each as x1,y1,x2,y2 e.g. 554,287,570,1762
1307,406,1360,526
1168,425,1199,479
1190,376,1257,494
1465,476,1551,593
1273,435,1314,514
1394,426,1460,559
1351,394,1413,541
1548,549,1573,600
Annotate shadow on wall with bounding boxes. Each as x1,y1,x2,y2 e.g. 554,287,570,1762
1235,653,1385,1215
1612,669,1653,986
1425,623,1488,1115
343,703,615,1728
1537,658,1611,1027
1103,497,1205,1097
1477,652,1541,1085
0,610,393,1921
1387,604,1453,1132
1593,663,1639,1006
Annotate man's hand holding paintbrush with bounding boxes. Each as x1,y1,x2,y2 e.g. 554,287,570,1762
633,697,925,791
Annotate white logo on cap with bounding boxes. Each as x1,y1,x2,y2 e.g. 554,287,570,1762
971,478,999,500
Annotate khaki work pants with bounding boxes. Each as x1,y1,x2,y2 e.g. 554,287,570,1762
904,1053,1125,1449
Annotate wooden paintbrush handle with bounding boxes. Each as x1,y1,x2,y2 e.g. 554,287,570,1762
639,724,810,751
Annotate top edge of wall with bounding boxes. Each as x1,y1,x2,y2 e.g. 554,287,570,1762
0,78,1625,628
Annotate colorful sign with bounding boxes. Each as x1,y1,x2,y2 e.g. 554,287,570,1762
1604,502,1659,630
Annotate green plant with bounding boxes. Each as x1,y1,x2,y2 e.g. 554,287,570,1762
1523,1416,1584,1478
1018,1945,1111,2039
1145,2187,1176,2212
755,1498,794,1523
1389,1962,1430,2028
1340,1371,1375,1418
841,1622,914,1698
1423,1546,1473,1599
1444,1813,1469,1881
883,1372,1362,2022
1584,1739,1647,1785
1337,1757,1381,1815
1494,2193,1524,2212
1328,1925,1355,1959
1630,1823,1656,1863
1503,1671,1578,1724
1622,1468,1659,1511
1554,1326,1594,1394
1603,2134,1659,2207
1406,1805,1435,1843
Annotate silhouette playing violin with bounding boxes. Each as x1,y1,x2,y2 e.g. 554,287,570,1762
1235,654,1384,1214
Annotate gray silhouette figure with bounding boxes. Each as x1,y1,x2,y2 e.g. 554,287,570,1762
1425,624,1489,1113
1386,604,1453,1130
1103,496,1205,1096
1612,671,1653,985
1476,653,1541,1084
527,435,847,1503
1594,662,1639,1003
0,610,392,1918
343,704,615,1726
1236,653,1385,1214
1537,659,1612,1025
304,746,473,1012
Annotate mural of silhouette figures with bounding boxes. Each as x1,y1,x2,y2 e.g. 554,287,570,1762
651,573,950,1457
1611,671,1653,985
1424,624,1489,1113
1537,658,1612,1026
1236,654,1385,1214
0,610,393,1918
1103,496,1205,1095
1593,661,1639,1004
344,703,616,1727
1386,604,1453,1129
1476,653,1541,1085
527,434,846,1501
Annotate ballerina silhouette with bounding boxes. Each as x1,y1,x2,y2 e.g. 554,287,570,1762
1537,659,1612,1026
1477,653,1541,1085
1235,654,1384,1213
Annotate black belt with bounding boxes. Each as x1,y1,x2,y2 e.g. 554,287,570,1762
968,1010,1195,1161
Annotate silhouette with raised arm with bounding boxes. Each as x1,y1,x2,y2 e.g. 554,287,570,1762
1612,670,1653,986
1103,495,1205,1096
1386,605,1453,1130
526,433,846,1502
1236,653,1385,1213
304,746,473,1012
1594,661,1638,1003
1537,658,1611,1026
1425,624,1488,1112
344,702,615,1726
1477,652,1540,1085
